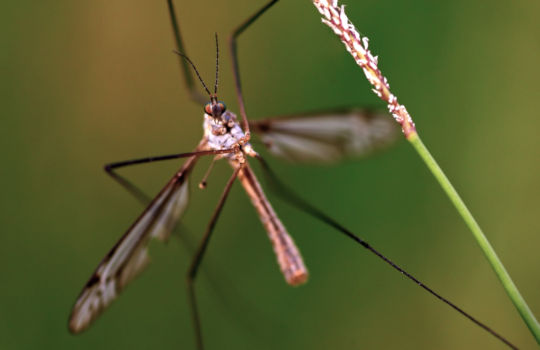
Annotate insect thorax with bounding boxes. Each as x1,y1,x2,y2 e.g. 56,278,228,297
203,110,255,158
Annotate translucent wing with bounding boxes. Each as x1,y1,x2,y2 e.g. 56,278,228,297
68,156,198,333
250,108,398,163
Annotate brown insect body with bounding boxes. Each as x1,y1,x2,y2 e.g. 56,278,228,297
203,108,309,286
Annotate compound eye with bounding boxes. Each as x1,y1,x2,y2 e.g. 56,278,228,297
204,103,213,116
217,102,227,112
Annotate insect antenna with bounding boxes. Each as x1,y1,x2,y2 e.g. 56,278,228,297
214,33,219,95
255,155,517,350
173,50,211,96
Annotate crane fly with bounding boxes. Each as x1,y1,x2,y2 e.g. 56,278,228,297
68,0,517,349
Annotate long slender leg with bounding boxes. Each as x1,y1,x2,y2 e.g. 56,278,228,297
187,165,243,350
254,156,517,350
166,0,207,104
105,154,259,334
229,0,280,140
104,148,236,205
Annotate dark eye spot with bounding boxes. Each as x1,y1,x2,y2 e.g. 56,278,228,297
217,102,227,112
204,103,213,116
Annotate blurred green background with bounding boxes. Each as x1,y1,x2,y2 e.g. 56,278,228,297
2,0,539,349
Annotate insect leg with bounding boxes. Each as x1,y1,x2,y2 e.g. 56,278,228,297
166,0,207,104
229,0,280,140
186,165,242,350
104,148,236,205
254,156,517,349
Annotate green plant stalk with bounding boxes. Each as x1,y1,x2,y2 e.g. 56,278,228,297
311,0,540,342
408,131,540,343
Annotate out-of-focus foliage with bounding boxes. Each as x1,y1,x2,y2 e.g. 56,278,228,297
1,1,539,349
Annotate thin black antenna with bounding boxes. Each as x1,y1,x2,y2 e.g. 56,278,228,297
214,33,219,94
255,156,517,350
173,50,211,96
